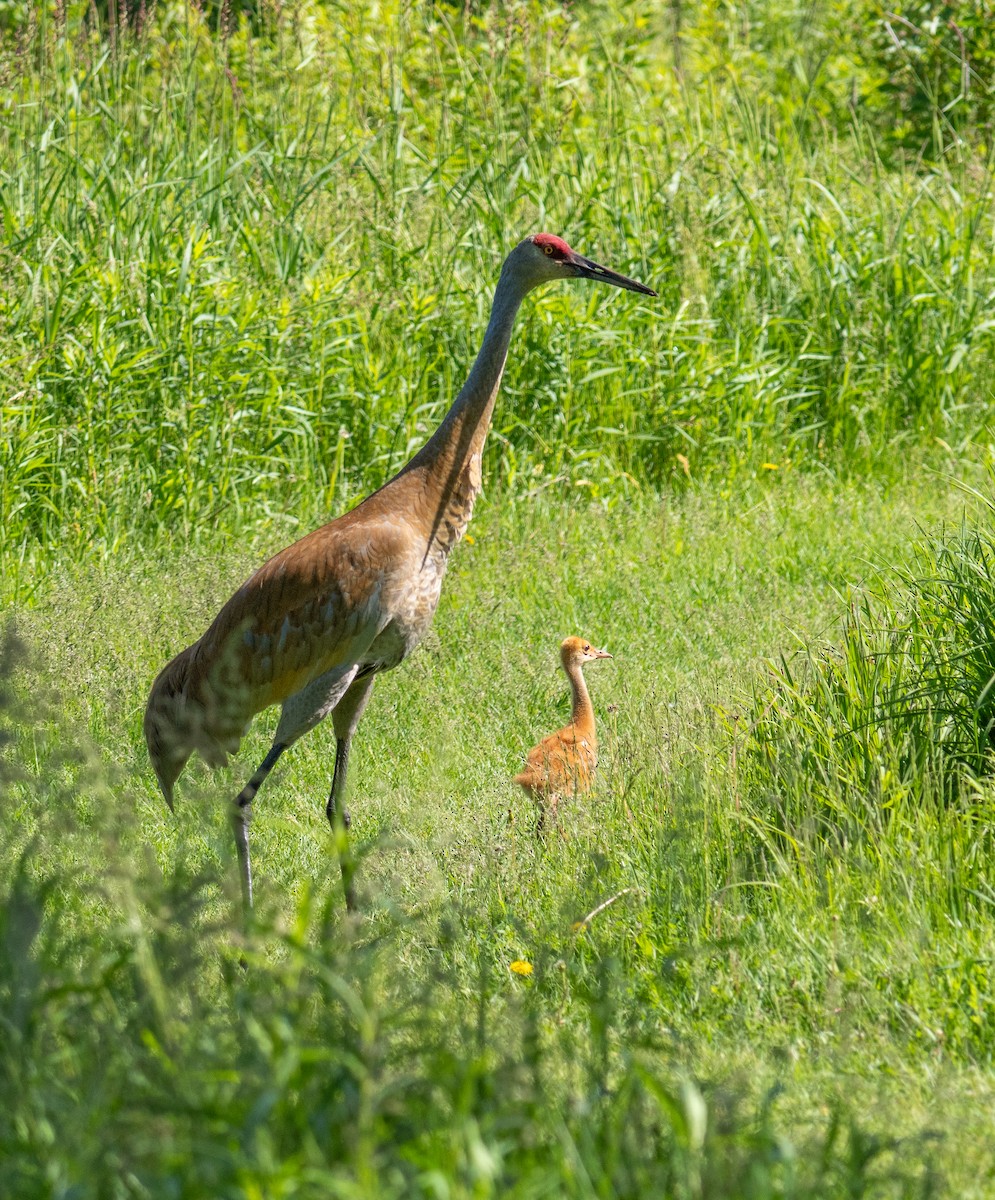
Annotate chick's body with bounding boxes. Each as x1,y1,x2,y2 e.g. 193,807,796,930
514,636,612,822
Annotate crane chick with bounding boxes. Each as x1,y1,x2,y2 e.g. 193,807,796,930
514,637,612,830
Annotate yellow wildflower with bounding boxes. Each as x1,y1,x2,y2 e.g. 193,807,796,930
509,960,533,977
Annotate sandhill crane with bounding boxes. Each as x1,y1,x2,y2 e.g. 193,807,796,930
145,233,654,912
514,637,613,829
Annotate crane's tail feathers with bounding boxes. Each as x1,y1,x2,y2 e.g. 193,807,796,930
160,778,176,814
145,641,247,809
144,650,199,811
146,727,191,813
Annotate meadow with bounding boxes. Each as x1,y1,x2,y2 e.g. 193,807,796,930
3,1,995,1195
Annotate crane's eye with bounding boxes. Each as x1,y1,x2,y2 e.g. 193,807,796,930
543,244,554,256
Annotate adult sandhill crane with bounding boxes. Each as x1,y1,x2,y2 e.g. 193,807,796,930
145,233,654,912
514,637,612,829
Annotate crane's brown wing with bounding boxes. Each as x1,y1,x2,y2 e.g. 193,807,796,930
194,516,405,715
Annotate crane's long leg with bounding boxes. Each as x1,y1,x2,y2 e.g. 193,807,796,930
327,737,356,911
327,675,376,911
232,741,286,913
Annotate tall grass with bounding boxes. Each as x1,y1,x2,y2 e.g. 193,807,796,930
1,481,967,1196
746,515,995,830
738,504,995,1061
5,2,995,1191
3,1,995,593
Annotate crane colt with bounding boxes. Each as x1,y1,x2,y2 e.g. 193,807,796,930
145,233,656,913
514,636,613,830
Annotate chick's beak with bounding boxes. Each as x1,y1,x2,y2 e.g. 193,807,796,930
569,253,656,297
592,647,613,659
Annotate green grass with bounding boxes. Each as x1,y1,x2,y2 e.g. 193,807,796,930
3,1,995,593
6,468,995,1195
5,0,995,1194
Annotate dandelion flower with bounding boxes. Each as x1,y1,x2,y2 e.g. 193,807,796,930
509,960,533,977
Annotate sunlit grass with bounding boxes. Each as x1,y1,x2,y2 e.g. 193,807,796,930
5,469,994,1192
3,1,995,596
5,0,995,1193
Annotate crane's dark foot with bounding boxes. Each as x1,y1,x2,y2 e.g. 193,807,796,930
330,822,358,913
326,733,362,912
342,863,358,913
327,797,357,911
232,799,254,915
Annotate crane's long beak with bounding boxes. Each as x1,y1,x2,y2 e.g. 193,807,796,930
570,253,657,297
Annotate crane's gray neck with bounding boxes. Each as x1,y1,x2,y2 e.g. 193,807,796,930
413,264,527,476
394,258,535,558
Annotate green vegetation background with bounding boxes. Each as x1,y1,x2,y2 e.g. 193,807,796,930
2,1,995,1195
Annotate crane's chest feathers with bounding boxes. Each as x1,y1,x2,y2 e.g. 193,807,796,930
231,486,475,701
421,450,483,567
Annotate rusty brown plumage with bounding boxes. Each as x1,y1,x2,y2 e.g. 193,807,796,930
144,234,654,913
146,507,405,803
514,637,613,826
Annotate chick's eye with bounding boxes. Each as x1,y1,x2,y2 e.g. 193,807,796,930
584,644,591,652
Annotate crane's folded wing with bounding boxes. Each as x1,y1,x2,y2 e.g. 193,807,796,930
196,519,406,711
